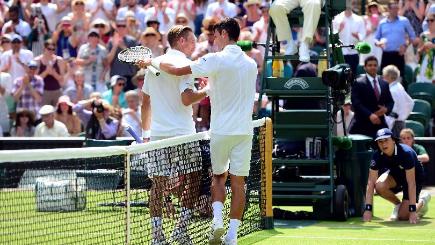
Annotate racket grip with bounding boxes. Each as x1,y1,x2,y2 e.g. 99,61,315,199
148,65,160,76
126,126,143,143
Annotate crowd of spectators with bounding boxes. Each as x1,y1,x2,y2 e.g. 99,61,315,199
0,0,435,140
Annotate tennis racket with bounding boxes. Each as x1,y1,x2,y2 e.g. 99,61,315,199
118,46,160,76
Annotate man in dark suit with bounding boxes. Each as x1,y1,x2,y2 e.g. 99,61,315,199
349,56,394,138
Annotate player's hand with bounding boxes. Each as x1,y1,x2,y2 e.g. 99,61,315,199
136,58,151,69
363,210,372,222
409,212,418,224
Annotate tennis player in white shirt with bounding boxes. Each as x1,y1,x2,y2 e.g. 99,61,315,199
145,18,258,245
140,25,208,245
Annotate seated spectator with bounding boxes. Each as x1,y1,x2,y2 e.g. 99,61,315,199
400,128,430,164
73,98,119,140
103,75,127,108
132,69,145,102
335,99,354,136
10,109,35,137
34,105,70,137
64,69,93,104
11,60,44,119
55,95,82,136
121,90,141,137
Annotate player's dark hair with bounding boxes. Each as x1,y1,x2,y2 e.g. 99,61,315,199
213,18,240,42
167,25,193,48
364,55,378,66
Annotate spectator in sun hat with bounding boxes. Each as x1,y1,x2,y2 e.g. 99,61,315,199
252,1,270,45
131,69,146,102
102,75,127,108
0,34,34,82
90,18,111,44
11,60,44,119
106,17,138,91
140,27,164,57
55,95,82,135
335,97,354,136
243,0,261,28
34,104,70,137
363,128,431,224
192,17,219,60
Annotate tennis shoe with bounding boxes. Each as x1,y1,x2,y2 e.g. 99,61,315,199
151,230,169,245
221,235,237,245
298,41,310,62
419,191,431,218
390,203,401,221
284,42,297,55
208,223,225,245
169,226,193,245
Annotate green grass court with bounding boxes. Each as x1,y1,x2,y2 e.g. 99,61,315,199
240,194,435,245
2,189,434,244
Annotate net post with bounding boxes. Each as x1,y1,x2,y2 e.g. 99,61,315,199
263,117,274,229
125,152,131,244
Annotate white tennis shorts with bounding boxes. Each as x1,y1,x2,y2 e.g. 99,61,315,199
210,134,253,176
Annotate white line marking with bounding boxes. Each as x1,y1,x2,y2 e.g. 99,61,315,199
252,235,435,243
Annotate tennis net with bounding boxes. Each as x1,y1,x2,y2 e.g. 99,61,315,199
0,118,272,245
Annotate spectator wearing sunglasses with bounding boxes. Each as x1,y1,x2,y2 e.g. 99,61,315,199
140,27,164,57
103,75,127,109
91,18,111,44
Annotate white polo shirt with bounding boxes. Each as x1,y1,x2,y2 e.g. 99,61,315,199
142,49,196,137
190,44,257,135
34,120,69,137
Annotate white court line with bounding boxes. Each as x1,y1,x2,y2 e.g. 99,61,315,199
274,224,435,231
252,235,435,243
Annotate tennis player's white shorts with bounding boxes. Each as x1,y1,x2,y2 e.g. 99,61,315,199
210,134,253,176
146,135,202,178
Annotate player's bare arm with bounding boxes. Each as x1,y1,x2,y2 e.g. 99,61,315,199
405,168,418,224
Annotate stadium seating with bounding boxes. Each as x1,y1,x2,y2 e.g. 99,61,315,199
405,120,425,137
407,83,435,113
407,99,432,130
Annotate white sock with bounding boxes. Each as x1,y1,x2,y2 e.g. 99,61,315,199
151,216,163,233
212,201,224,227
177,207,193,230
226,219,241,241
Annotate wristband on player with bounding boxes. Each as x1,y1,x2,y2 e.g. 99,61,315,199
142,130,151,139
365,204,373,211
409,204,417,212
151,59,161,69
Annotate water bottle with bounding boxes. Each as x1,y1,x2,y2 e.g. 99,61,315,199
272,59,284,77
317,49,328,77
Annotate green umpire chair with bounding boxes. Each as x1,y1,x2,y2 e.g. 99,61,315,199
407,83,435,113
405,120,425,137
407,99,432,131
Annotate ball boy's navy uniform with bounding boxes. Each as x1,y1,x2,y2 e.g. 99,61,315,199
370,143,425,200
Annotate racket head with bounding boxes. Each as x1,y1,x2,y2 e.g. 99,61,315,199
117,46,153,64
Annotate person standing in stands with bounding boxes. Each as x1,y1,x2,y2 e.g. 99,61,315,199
375,1,417,78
